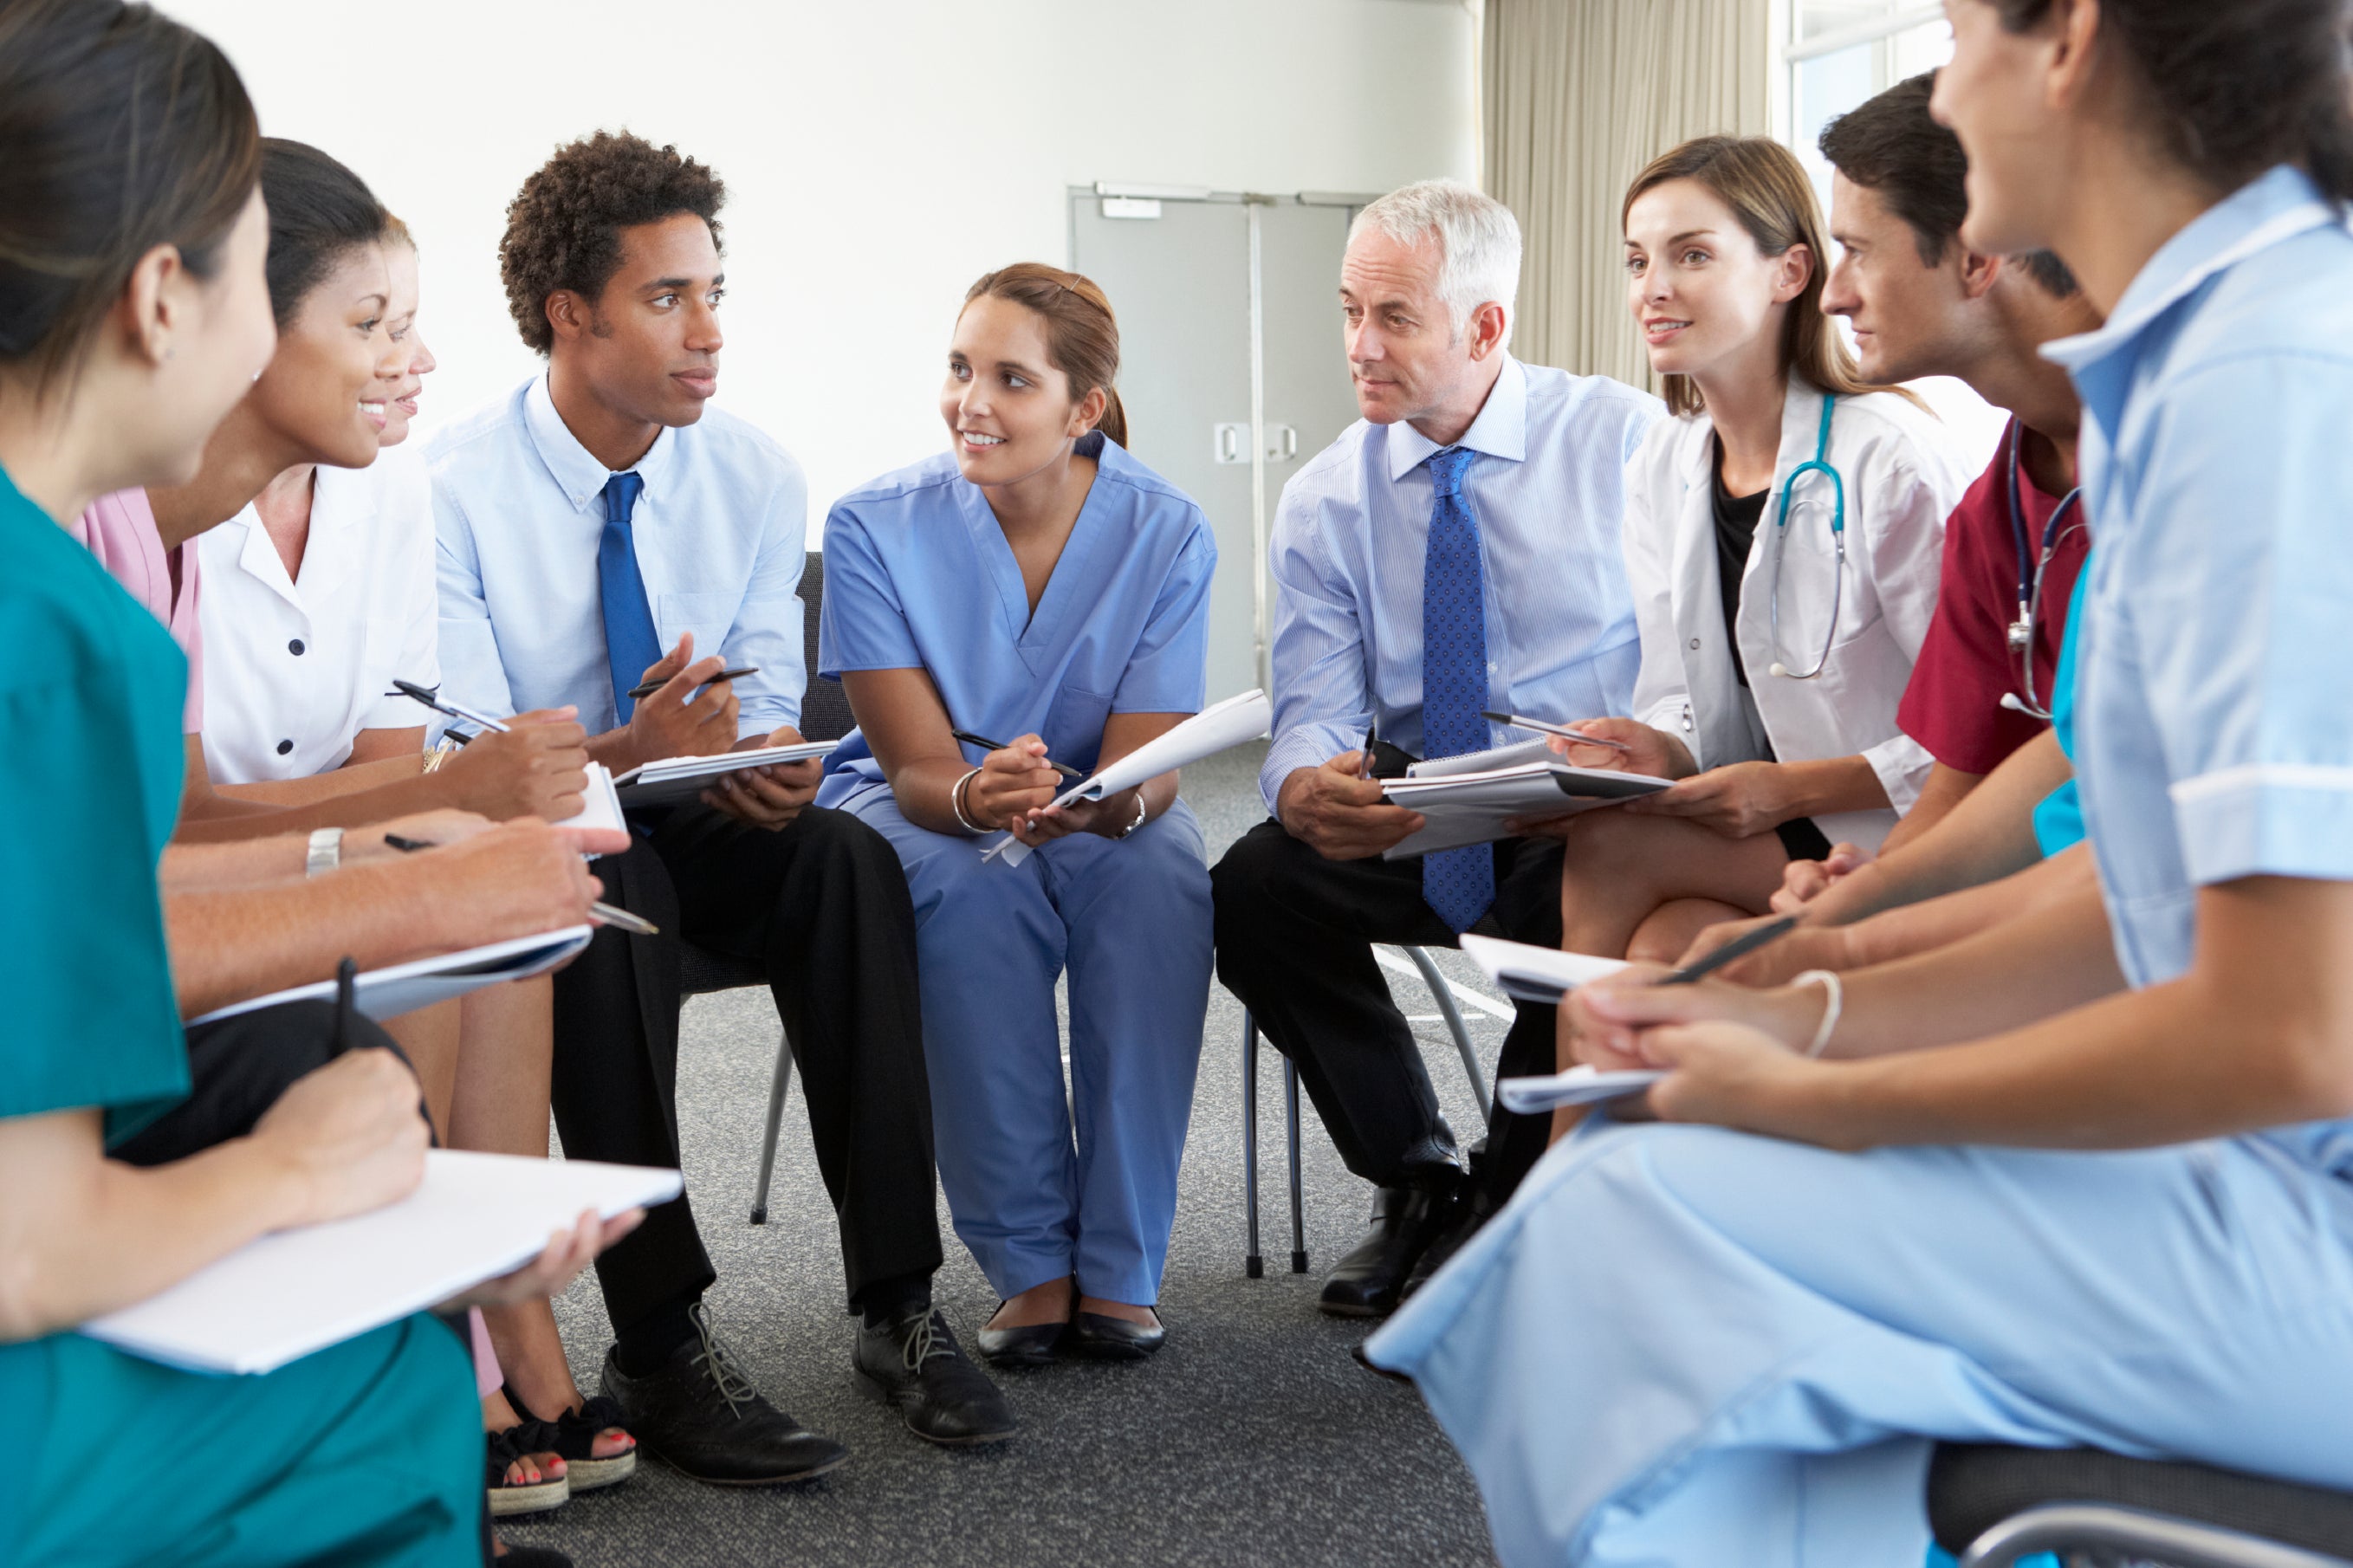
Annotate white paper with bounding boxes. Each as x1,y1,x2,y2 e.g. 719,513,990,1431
552,762,624,852
1458,935,1630,1004
988,689,1272,865
612,740,837,807
1404,738,1557,779
82,1151,681,1375
1381,761,1671,858
188,926,595,1027
1494,1066,1665,1114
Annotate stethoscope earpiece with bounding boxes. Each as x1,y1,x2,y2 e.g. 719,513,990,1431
1998,692,2030,714
1767,663,1792,679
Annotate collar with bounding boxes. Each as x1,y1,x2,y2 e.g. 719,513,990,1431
1384,353,1528,481
522,371,681,512
2040,166,2341,408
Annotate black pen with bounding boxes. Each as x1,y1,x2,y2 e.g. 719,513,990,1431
380,834,660,936
1481,709,1635,755
950,729,1086,781
1359,716,1378,781
390,678,510,735
1656,916,1798,986
627,665,759,702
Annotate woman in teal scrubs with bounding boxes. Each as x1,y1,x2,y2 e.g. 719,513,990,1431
819,264,1215,1364
0,10,595,1564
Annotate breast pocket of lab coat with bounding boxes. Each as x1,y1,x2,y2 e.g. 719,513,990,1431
1041,684,1114,775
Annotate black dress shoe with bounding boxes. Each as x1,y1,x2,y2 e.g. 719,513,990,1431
1067,1310,1165,1361
1318,1181,1463,1319
1401,1189,1493,1302
976,1304,1066,1368
853,1308,1018,1446
599,1306,849,1486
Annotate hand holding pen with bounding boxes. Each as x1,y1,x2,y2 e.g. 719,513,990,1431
957,731,1069,834
381,827,658,936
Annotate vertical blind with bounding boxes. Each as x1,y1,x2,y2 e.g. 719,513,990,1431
1484,0,1772,392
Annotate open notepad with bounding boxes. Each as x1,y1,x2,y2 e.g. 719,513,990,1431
987,690,1273,866
1494,1066,1665,1114
553,761,625,849
81,1151,681,1375
188,926,595,1027
1382,739,1671,859
613,740,838,808
1458,934,1630,1004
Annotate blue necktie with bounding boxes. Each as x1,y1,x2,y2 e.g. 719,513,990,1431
1420,445,1495,932
598,471,661,724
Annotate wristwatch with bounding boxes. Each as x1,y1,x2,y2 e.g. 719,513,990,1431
305,826,344,877
1111,793,1149,840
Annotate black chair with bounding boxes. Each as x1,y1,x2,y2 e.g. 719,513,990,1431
667,552,853,1225
1929,1443,2353,1567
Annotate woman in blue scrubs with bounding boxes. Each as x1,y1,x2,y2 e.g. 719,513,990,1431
1367,3,2353,1564
819,263,1215,1364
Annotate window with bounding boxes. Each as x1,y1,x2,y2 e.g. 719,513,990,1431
1777,1,2007,463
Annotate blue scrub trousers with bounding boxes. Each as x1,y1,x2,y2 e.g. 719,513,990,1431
1368,1118,2353,1568
839,788,1213,1306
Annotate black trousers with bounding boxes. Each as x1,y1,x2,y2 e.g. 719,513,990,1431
555,803,941,1333
113,1000,412,1166
1211,818,1565,1205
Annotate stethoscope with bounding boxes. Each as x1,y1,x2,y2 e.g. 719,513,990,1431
1996,419,2085,721
1765,394,1845,681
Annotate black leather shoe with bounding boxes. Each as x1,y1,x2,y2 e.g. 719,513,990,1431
1067,1310,1165,1361
976,1303,1066,1368
853,1308,1018,1446
1318,1182,1463,1319
1401,1189,1492,1302
598,1306,849,1486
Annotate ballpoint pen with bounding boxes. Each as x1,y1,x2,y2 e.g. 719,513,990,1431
380,834,660,936
950,729,1086,781
626,665,759,702
390,679,510,735
1656,916,1797,986
1481,709,1635,754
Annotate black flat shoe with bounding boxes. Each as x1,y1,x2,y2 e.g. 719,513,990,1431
598,1306,850,1486
1066,1311,1165,1361
1318,1181,1463,1319
853,1308,1018,1446
976,1304,1066,1368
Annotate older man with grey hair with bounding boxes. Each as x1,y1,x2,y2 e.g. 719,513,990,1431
1211,179,1663,1318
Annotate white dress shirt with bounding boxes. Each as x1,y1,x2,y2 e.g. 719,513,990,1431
428,373,808,739
1259,354,1663,811
194,445,439,782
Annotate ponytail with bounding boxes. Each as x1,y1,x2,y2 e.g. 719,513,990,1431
961,262,1129,445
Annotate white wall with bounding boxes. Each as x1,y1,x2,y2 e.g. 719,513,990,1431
159,0,1477,518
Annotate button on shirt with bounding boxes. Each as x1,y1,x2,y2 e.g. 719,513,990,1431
428,374,808,738
1259,356,1663,811
2042,165,2353,995
194,445,439,782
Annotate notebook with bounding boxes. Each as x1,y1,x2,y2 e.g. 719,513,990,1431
81,1151,681,1375
1493,1066,1665,1114
610,741,838,808
1381,741,1670,859
1458,934,1631,1004
188,926,595,1027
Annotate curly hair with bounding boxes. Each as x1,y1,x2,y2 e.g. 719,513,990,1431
499,130,723,354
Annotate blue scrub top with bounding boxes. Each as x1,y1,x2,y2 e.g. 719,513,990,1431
815,432,1216,798
0,462,196,1536
2043,166,2353,992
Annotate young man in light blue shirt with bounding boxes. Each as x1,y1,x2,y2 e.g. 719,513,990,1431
1210,181,1663,1319
430,133,1012,1477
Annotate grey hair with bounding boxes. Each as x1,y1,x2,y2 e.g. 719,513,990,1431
1348,179,1521,347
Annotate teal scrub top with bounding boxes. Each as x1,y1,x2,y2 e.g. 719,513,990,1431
0,459,193,1524
2031,566,2090,858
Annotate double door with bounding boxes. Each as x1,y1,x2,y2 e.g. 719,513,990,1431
1070,190,1367,701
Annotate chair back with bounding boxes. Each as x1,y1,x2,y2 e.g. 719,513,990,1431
799,551,855,742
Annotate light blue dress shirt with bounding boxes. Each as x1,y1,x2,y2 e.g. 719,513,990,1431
1258,355,1662,812
428,373,809,738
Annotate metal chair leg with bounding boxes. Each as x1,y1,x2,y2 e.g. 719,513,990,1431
749,1034,794,1225
1404,944,1489,1113
1285,1057,1308,1273
1242,1010,1263,1278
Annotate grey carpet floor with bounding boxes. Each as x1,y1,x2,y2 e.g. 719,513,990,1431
504,742,1509,1567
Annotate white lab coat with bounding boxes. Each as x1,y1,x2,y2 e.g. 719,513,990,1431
1623,377,1967,849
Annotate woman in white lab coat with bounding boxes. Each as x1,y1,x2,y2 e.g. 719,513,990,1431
1538,134,1967,964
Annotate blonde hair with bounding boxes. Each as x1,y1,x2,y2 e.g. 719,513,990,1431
1623,135,1909,418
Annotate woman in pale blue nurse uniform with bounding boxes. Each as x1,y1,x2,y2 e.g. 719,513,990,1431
1365,2,2353,1564
818,262,1215,1365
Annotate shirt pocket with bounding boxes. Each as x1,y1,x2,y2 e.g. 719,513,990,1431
657,589,747,662
1041,684,1114,775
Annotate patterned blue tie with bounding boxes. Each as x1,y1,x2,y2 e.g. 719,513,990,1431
1420,445,1495,932
598,471,661,724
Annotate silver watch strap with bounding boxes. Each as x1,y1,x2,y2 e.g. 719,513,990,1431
305,826,344,877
